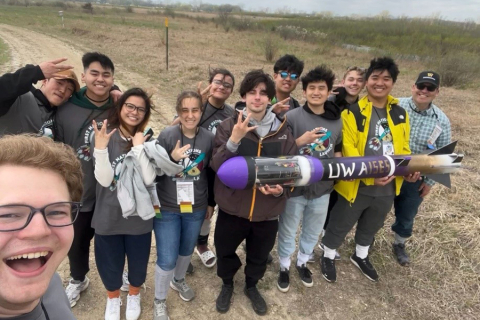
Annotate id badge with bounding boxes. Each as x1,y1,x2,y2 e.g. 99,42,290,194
383,141,394,156
427,124,443,149
176,181,194,213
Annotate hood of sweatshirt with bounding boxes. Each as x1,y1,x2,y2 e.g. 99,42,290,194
302,101,341,120
242,107,279,137
69,87,112,110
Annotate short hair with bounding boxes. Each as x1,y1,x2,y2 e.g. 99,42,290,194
365,57,399,83
301,65,336,91
343,66,366,80
82,52,115,74
175,91,204,114
273,54,305,76
209,68,235,88
0,134,83,202
239,69,276,100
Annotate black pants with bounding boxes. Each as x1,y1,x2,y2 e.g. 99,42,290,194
95,232,152,291
215,209,278,286
68,209,95,281
323,189,339,231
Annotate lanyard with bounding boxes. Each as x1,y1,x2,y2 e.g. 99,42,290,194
372,106,391,140
179,124,198,168
199,102,223,127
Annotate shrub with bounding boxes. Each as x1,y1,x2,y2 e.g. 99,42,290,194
263,36,278,62
430,53,480,87
125,6,133,13
82,2,93,14
164,6,175,18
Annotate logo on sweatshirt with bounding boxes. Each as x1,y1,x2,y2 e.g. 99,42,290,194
173,148,205,181
299,127,333,157
77,122,104,162
207,119,222,135
38,119,54,139
109,154,126,191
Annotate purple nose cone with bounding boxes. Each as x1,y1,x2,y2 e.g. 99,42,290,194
217,157,249,189
306,156,324,184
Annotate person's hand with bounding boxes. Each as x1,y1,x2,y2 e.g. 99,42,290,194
374,176,395,186
258,184,283,196
205,206,215,220
39,58,74,79
110,89,122,103
197,82,213,104
419,181,432,198
271,97,290,114
171,140,190,162
170,117,181,126
404,172,421,183
330,83,344,95
93,119,116,150
230,111,257,144
296,127,325,146
132,131,150,146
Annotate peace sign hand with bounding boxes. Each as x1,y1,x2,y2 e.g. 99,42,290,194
92,120,116,150
296,127,325,146
271,97,290,114
171,140,191,162
230,111,258,144
197,82,213,105
39,58,74,79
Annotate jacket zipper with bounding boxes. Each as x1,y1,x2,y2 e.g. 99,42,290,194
247,118,286,221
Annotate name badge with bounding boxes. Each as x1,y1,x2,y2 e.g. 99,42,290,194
176,181,194,213
427,124,443,149
383,141,394,156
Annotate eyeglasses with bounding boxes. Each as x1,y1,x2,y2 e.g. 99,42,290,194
212,79,233,89
416,83,437,92
124,103,147,115
278,71,299,80
0,202,81,232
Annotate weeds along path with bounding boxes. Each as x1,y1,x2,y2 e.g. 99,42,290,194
0,24,172,132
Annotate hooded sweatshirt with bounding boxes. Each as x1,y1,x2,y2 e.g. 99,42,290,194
55,87,113,212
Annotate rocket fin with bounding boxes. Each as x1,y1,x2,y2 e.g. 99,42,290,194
425,173,451,188
452,154,464,163
428,141,457,155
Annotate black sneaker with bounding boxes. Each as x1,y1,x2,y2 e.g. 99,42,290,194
320,256,336,283
277,268,290,293
267,252,273,264
244,286,267,316
393,243,410,266
216,284,234,314
296,264,313,287
350,253,379,282
186,262,194,275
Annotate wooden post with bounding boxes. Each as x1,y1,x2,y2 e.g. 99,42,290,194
165,17,169,71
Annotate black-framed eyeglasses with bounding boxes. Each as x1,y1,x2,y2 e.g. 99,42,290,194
0,202,81,232
278,71,299,80
416,83,437,92
124,103,147,115
212,79,233,89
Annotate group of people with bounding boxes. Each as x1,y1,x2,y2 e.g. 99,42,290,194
0,51,451,320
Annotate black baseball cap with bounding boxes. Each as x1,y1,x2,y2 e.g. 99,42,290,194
415,71,440,88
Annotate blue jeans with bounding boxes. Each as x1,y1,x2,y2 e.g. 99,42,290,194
154,209,206,271
277,194,330,258
392,180,424,238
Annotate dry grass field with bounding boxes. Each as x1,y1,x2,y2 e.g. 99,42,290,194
0,4,479,320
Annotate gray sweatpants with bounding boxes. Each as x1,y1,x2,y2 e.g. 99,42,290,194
322,193,394,249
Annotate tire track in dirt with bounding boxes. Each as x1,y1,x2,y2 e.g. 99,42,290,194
0,24,173,132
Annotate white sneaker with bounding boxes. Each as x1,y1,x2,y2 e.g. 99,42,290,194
105,297,122,320
121,271,130,292
126,294,141,320
65,276,90,307
153,299,169,320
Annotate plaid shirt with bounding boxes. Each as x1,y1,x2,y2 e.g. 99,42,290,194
398,97,451,186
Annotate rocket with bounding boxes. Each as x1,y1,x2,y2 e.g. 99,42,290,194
217,141,463,189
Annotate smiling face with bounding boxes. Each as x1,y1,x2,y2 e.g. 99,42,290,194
342,70,365,98
274,70,300,96
304,80,330,109
41,78,75,107
179,97,202,131
210,74,234,102
366,69,394,105
411,83,439,108
120,96,147,133
0,165,73,314
81,61,114,100
245,82,270,116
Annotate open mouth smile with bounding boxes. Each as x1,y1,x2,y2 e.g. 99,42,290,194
5,251,53,275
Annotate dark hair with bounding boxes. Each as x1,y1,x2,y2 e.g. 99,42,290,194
82,52,115,74
175,91,203,115
365,57,399,83
239,69,276,100
273,54,305,76
108,88,154,141
209,68,235,88
301,65,336,91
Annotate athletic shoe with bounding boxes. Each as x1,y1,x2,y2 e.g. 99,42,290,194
244,286,267,316
318,243,341,260
216,284,234,313
350,253,379,282
153,299,169,320
126,294,141,320
105,297,121,320
121,271,129,292
170,278,195,301
277,268,290,292
296,264,313,287
320,256,336,283
65,276,90,307
393,243,410,266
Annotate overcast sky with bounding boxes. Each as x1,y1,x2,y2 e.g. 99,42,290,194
193,0,479,22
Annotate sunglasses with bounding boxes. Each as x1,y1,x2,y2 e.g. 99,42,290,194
279,71,299,80
416,83,437,92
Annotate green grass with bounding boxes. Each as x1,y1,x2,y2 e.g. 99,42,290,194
0,37,9,66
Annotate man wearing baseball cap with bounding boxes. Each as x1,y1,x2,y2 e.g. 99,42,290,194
392,71,451,266
0,58,79,138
